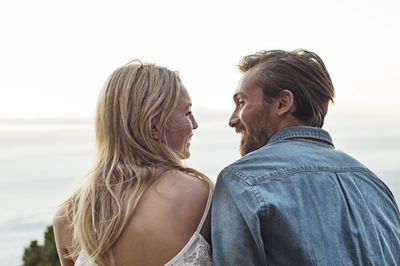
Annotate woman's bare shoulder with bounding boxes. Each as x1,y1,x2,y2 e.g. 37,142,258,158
53,205,75,266
154,169,210,208
134,169,211,231
112,169,212,265
53,205,68,230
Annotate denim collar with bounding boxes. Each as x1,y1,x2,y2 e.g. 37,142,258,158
268,126,334,147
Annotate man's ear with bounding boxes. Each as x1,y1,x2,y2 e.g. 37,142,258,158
277,89,296,116
150,117,160,140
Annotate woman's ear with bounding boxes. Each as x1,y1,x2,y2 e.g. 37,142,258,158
277,89,296,116
150,117,160,140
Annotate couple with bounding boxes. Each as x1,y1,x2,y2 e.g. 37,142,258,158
53,49,400,265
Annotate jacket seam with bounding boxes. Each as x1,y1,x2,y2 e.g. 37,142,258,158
229,167,376,185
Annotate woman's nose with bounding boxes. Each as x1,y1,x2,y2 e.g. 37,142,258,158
191,115,198,129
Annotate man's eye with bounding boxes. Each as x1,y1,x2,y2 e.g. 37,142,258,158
186,111,192,116
237,100,245,107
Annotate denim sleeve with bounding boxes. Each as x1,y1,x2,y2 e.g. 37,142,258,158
211,170,267,266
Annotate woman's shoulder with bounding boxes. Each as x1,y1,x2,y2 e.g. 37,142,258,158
143,169,211,218
53,205,75,265
53,205,69,232
123,169,209,233
112,169,212,264
156,169,210,198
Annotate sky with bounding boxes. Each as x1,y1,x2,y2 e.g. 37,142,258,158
0,0,399,118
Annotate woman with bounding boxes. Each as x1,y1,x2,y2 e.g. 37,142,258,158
53,60,213,266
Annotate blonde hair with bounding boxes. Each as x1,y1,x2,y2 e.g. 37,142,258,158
63,60,212,265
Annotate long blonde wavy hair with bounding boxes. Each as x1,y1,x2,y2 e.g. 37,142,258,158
62,61,213,265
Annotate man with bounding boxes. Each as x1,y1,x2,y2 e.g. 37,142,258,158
211,49,400,265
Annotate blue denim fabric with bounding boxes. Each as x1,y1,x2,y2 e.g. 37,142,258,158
212,126,400,266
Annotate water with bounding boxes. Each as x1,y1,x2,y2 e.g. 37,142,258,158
1,110,399,265
0,119,95,265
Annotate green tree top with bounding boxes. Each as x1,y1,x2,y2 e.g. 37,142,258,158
22,225,60,266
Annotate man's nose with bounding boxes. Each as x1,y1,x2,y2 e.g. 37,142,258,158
229,112,240,128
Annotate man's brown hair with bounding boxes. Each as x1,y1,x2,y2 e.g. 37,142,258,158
238,49,335,127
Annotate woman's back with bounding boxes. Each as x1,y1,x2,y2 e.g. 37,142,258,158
65,169,212,266
112,169,211,265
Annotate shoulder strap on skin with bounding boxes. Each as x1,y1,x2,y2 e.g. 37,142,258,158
195,188,213,233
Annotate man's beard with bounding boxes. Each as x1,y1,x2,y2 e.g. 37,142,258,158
239,125,269,156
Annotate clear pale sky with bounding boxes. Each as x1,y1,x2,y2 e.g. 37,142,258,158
0,0,399,118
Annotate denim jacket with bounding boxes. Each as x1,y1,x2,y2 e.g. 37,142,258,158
211,126,400,266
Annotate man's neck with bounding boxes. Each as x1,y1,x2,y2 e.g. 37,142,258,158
277,115,307,132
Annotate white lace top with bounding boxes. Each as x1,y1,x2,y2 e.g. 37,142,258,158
75,189,213,266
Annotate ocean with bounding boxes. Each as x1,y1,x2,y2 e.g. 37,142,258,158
1,109,399,265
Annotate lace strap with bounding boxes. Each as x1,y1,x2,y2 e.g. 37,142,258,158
195,188,213,233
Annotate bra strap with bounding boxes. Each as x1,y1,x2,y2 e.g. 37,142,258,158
195,188,213,233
